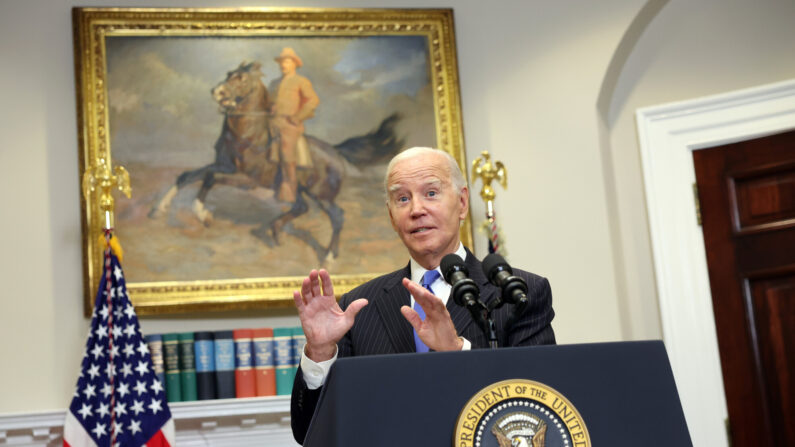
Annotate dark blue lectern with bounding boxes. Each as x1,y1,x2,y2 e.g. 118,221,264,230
303,340,692,446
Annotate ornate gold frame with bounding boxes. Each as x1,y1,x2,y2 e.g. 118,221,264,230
73,7,470,316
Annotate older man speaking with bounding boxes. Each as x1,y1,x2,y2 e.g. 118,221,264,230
290,147,556,444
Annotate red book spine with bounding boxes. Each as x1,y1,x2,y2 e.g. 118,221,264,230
252,328,276,396
233,329,256,398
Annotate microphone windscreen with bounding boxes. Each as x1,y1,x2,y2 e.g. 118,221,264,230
440,253,466,283
482,253,512,279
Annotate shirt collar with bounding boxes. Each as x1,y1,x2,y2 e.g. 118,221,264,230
410,242,467,284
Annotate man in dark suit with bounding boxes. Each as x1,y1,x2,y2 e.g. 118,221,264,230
290,147,555,444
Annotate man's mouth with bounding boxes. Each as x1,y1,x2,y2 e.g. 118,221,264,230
411,227,433,234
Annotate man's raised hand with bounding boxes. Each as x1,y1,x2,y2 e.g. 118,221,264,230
400,278,464,352
293,269,368,362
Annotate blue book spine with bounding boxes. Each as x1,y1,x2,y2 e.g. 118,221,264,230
194,331,216,400
214,330,236,399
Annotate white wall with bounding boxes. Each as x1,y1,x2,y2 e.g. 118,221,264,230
2,0,794,414
607,0,795,341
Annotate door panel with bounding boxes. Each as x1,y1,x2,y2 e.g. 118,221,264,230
731,162,795,232
748,274,795,446
693,129,795,447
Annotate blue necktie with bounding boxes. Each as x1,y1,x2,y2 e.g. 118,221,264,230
414,270,441,353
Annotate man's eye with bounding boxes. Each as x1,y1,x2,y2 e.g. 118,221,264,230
427,190,437,197
397,196,409,203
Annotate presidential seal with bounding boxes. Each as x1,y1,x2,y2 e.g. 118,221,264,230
454,379,590,447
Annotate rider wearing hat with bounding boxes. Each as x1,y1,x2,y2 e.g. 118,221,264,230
269,47,320,203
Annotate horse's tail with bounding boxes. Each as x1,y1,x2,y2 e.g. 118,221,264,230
333,113,405,166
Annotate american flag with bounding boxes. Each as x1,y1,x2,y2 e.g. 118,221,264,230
64,242,174,447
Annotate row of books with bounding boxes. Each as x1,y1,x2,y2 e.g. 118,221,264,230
144,327,306,402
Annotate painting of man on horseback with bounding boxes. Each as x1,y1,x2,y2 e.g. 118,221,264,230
149,51,404,263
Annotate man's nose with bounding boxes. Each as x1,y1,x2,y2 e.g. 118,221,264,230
409,198,427,216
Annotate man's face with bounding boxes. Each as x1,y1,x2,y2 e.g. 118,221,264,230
386,153,468,269
279,57,296,75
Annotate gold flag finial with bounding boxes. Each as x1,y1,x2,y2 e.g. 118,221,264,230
471,151,507,210
82,158,132,230
471,150,508,254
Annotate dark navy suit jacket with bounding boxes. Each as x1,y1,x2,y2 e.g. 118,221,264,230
290,249,556,444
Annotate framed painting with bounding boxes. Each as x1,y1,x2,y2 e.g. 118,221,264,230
73,7,471,316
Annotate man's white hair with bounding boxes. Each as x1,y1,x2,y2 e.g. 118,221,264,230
383,147,467,200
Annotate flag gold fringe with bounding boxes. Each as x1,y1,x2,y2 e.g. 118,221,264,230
98,233,124,262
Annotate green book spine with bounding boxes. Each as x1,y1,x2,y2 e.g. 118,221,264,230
162,333,182,403
178,332,198,401
273,327,294,395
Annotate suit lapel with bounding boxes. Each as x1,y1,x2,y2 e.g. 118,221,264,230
372,265,416,353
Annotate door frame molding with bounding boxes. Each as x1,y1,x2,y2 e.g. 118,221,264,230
636,79,795,447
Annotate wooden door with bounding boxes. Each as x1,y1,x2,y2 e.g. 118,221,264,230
693,130,795,446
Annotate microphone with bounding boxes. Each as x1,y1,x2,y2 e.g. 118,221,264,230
440,254,482,310
481,253,528,307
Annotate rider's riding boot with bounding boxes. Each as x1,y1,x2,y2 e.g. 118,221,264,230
278,163,297,203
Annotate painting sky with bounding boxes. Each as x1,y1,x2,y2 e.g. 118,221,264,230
106,35,436,167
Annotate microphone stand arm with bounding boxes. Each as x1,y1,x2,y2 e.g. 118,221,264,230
448,273,500,349
483,298,505,349
485,315,499,349
466,301,499,349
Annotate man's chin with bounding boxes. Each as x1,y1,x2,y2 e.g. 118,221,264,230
406,241,444,263
406,234,437,252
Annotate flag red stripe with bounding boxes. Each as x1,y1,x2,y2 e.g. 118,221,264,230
145,428,171,447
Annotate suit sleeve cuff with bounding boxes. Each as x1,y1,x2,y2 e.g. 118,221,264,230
300,345,338,390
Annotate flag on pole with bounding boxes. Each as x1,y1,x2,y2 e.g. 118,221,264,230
64,233,175,447
484,217,505,256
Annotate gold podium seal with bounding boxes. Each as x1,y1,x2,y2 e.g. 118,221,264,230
454,379,591,447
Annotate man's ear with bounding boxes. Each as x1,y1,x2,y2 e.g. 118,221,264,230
458,186,469,220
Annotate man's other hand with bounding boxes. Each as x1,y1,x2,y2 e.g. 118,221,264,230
400,278,464,352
